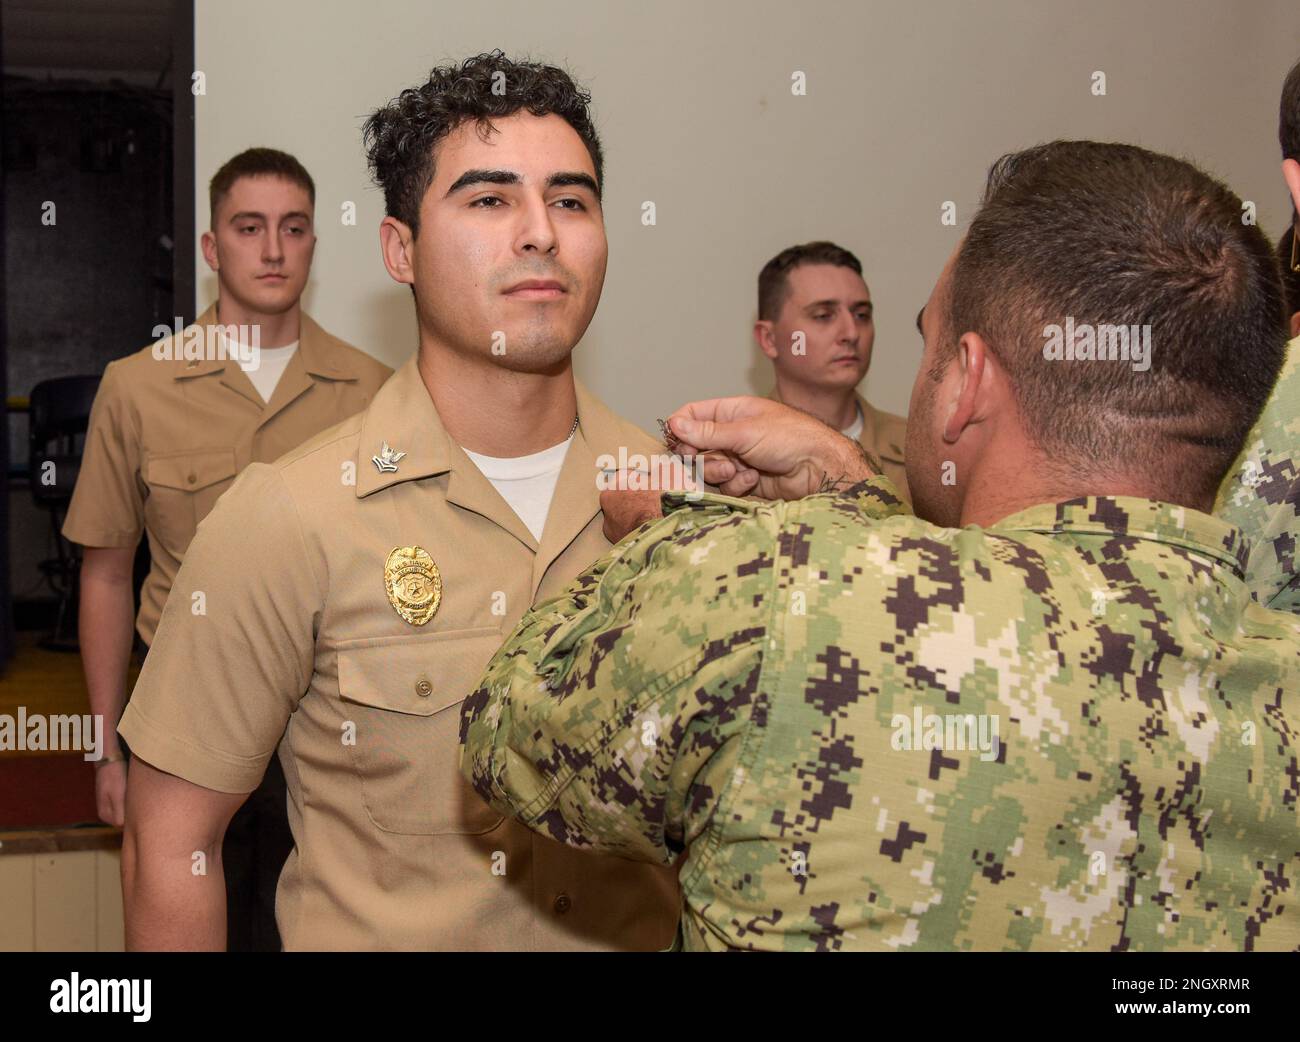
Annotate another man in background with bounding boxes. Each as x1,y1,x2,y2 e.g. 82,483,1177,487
1215,56,1300,614
1277,227,1300,334
755,241,909,500
63,147,391,950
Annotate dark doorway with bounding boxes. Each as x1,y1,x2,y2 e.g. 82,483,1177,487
2,0,192,664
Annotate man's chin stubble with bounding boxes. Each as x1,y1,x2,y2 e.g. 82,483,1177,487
487,333,576,374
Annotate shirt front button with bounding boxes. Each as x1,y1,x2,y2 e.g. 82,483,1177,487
553,892,571,914
415,679,432,698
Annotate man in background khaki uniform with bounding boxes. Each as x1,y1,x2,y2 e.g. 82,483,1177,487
754,241,909,500
64,147,391,950
117,53,679,950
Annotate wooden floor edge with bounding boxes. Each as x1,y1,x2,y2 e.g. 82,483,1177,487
0,826,123,855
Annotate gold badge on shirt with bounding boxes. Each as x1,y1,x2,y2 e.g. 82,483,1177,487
384,546,442,626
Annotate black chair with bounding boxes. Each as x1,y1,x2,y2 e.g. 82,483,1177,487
28,375,101,651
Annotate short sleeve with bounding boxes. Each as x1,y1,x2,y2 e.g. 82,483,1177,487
62,360,145,548
118,463,321,793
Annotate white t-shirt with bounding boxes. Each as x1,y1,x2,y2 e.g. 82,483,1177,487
841,403,864,442
462,434,573,542
239,341,299,403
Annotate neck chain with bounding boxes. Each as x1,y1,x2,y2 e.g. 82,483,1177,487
568,413,579,439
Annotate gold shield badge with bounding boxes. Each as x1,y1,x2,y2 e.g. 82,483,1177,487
384,546,442,626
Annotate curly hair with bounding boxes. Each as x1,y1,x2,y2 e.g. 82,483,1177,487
363,51,604,236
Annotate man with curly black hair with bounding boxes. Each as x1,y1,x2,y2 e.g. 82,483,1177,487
118,52,680,951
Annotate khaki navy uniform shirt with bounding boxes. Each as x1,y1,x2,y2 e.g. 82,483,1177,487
1216,334,1299,614
62,304,393,644
464,482,1300,951
118,358,680,950
769,386,909,502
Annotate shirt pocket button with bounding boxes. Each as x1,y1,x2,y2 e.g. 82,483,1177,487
415,678,433,698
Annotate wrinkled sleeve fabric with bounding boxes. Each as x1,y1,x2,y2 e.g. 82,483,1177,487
1216,336,1300,614
118,463,320,793
62,360,145,549
459,478,907,865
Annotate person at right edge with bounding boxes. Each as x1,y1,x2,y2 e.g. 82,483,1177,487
115,53,679,950
1215,56,1300,615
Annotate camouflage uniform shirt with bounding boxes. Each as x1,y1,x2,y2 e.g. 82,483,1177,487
1216,334,1300,614
461,482,1300,951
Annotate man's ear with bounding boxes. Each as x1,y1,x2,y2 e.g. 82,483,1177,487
941,332,988,444
200,230,219,272
754,320,779,361
378,217,416,286
1283,158,1300,216
1290,310,1300,339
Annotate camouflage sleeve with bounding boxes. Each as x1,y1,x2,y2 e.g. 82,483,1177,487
1215,337,1300,613
458,489,801,864
459,479,905,864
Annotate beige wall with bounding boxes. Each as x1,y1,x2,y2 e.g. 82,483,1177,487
195,0,1300,430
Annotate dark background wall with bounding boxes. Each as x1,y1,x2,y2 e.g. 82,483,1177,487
5,79,173,440
3,0,176,631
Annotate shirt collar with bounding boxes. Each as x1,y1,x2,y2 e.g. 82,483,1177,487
354,356,627,502
769,385,898,455
355,357,453,495
992,495,1250,578
172,304,361,382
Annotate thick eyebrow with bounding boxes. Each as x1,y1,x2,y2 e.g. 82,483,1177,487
546,171,600,196
916,307,925,335
227,211,312,224
445,168,520,196
802,298,873,312
444,169,601,198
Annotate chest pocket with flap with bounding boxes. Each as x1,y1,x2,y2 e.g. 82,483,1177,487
336,627,506,836
142,448,239,554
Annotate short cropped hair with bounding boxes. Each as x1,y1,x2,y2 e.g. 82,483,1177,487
209,147,315,224
757,241,864,321
942,141,1287,504
1280,57,1300,162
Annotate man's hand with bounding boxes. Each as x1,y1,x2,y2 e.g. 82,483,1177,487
79,544,136,827
96,759,127,827
599,453,702,544
666,396,879,500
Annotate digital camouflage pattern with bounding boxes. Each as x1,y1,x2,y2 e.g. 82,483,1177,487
1215,335,1299,614
462,479,1300,951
